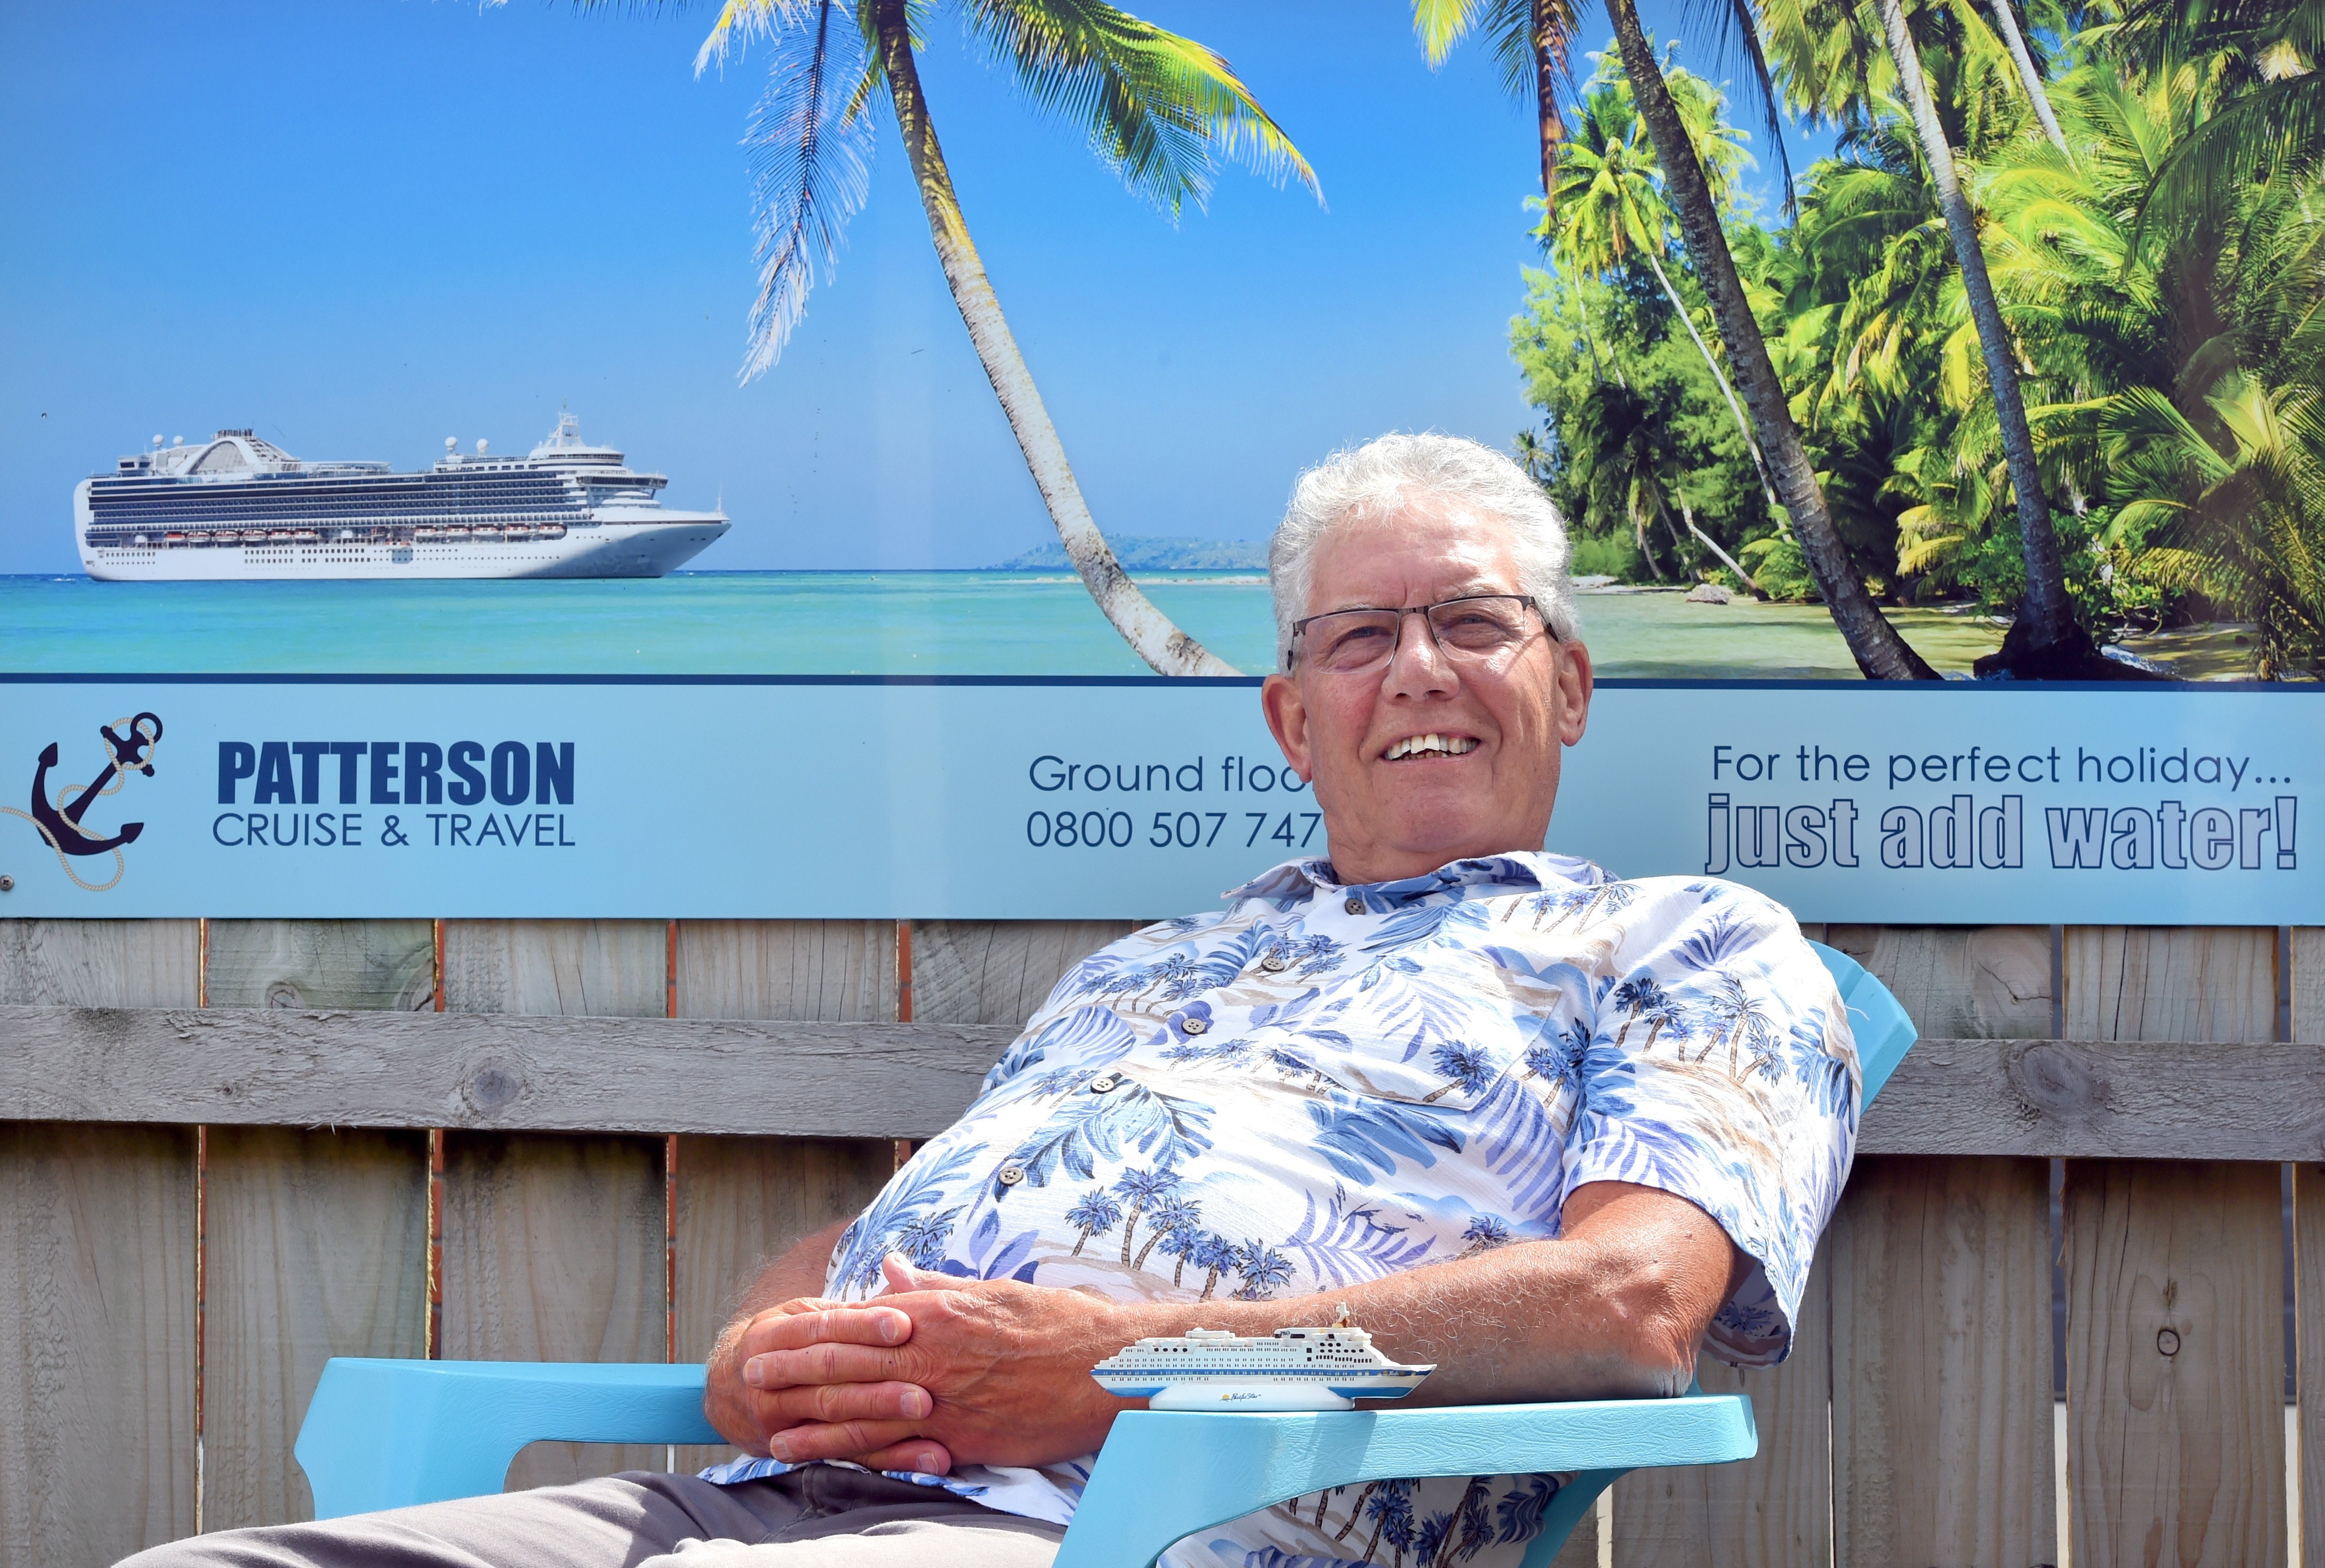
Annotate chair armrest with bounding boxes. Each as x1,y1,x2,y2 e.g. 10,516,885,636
295,1359,722,1519
1055,1393,1756,1568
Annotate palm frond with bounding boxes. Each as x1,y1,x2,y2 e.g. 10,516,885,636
1413,0,1497,66
1677,0,1800,207
736,0,879,379
955,0,1319,216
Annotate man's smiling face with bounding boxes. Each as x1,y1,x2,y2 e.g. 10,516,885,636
1260,499,1592,885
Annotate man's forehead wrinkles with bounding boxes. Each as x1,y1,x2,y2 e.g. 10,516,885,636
1318,583,1514,614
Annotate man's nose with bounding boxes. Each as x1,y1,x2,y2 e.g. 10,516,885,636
1382,609,1458,697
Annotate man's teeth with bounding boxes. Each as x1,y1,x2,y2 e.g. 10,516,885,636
1385,734,1480,760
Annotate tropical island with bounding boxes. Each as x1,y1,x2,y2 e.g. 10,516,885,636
988,537,1269,572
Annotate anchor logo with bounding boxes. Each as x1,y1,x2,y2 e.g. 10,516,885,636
5,712,165,892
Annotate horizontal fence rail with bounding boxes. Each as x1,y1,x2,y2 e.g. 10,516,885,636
2,916,2319,1567
6,1005,2323,1158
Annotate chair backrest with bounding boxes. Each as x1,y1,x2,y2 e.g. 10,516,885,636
1805,941,1916,1109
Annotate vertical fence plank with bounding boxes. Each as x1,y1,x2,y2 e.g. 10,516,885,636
2063,925,2283,1568
667,920,902,1472
1614,1248,1832,1567
202,919,437,1528
1822,923,2055,1038
440,1130,665,1487
911,920,1138,1026
2065,1161,2287,1566
442,919,667,1489
1821,925,2054,1568
2296,927,2322,1568
671,1136,895,1471
2063,925,2278,1041
202,1128,426,1528
1831,1156,2054,1566
203,918,434,1010
441,919,666,1018
0,919,200,1564
2296,1160,2320,1568
674,919,896,1024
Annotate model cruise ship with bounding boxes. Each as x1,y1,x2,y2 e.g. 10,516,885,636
1090,1311,1435,1411
74,413,728,581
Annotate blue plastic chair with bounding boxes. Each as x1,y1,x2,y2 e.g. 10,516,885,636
296,942,1914,1566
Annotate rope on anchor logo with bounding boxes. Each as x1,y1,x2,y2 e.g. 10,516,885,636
3,714,164,893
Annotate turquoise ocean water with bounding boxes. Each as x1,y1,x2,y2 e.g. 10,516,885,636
0,570,2007,677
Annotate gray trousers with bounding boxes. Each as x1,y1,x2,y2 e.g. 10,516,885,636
116,1468,1066,1568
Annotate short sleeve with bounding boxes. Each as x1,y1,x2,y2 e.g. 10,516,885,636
1555,879,1859,1366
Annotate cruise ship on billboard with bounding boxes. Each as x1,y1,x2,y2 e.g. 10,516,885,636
75,413,728,581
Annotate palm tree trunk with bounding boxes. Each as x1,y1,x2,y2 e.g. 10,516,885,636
1635,240,1785,524
1872,0,2088,671
1985,0,2068,154
1604,0,1939,679
1674,491,1765,594
870,0,1237,677
1530,0,1563,201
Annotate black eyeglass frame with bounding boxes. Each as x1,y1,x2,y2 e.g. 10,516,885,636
1286,592,1558,670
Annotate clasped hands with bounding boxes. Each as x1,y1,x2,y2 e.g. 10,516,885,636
706,1255,1140,1477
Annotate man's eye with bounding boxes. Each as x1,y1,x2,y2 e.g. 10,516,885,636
1326,624,1392,653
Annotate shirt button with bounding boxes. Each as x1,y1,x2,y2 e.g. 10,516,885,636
1344,897,1364,915
1089,1074,1119,1093
1260,953,1287,973
1181,1017,1208,1035
997,1164,1026,1186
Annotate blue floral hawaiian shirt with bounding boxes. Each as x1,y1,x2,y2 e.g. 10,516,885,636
705,851,1860,1568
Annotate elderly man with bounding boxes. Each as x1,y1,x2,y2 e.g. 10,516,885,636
125,432,1856,1568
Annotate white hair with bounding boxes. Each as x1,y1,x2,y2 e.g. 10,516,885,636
1268,431,1580,672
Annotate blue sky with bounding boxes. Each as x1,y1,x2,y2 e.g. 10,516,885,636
0,0,1829,574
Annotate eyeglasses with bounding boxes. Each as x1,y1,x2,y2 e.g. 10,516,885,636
1289,593,1550,674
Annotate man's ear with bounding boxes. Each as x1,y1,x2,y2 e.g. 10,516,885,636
1557,640,1593,747
1260,672,1313,781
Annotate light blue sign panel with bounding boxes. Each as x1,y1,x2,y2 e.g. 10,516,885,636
1,676,2314,922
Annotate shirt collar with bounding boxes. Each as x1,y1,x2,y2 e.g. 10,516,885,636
1223,849,1609,907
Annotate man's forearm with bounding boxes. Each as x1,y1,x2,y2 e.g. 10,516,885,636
723,1220,851,1335
1119,1182,1733,1407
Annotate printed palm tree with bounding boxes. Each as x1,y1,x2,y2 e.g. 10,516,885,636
1190,1230,1238,1300
1155,1205,1209,1285
1415,1510,1458,1568
1443,1477,1495,1565
1111,1165,1183,1265
1422,1042,1498,1102
1232,1239,1296,1300
1639,992,1688,1052
1458,1214,1513,1257
1699,971,1776,1071
889,1207,960,1268
1360,1480,1419,1565
1133,1194,1201,1271
1334,1481,1379,1541
1311,1484,1347,1529
1609,974,1670,1046
688,0,1316,676
1064,1187,1123,1256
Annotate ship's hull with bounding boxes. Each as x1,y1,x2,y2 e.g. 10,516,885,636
77,482,727,582
1092,1367,1430,1411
